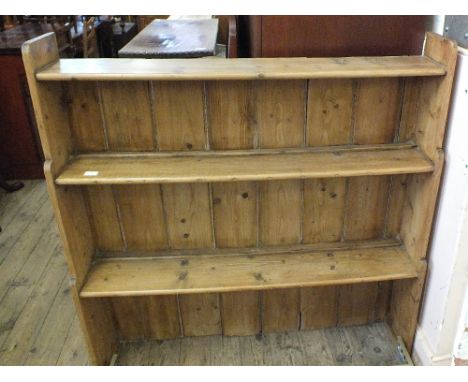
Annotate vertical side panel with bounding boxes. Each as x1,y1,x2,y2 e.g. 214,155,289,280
67,81,107,152
114,185,168,251
393,34,457,350
257,80,305,333
206,81,255,149
221,291,261,336
85,186,125,252
100,82,154,151
300,286,338,330
162,183,214,250
153,81,206,151
179,293,222,336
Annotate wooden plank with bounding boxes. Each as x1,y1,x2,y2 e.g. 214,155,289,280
303,178,346,243
80,245,418,297
179,293,222,336
301,286,338,330
354,78,401,144
263,289,300,333
385,175,408,238
100,81,154,151
391,33,458,350
221,291,261,336
206,81,254,149
56,146,434,185
85,186,124,251
153,81,206,151
111,295,181,341
337,283,379,326
145,295,182,340
67,81,107,152
307,79,353,146
212,182,257,248
343,176,390,241
114,185,168,251
255,80,305,148
162,183,214,249
36,55,446,81
259,180,302,245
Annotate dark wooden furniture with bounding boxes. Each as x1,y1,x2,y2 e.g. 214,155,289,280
239,16,427,58
118,19,218,58
0,24,52,179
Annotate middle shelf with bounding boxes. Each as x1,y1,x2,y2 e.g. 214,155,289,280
56,143,433,185
80,239,418,298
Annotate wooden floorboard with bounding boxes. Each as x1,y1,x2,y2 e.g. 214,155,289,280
0,180,405,366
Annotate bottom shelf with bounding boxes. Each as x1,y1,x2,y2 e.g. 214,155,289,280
80,240,418,298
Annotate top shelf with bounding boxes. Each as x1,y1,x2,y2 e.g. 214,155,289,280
36,56,446,81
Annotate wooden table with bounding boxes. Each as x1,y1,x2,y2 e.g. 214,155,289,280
118,19,218,58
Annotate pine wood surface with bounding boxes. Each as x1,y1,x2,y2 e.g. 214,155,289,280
20,32,457,363
36,56,446,81
55,146,433,185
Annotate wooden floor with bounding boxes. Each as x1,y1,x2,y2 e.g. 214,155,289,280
0,180,406,366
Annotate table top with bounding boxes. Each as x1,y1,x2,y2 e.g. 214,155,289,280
118,19,218,58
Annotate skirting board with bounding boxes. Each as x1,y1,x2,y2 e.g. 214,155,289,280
413,326,453,366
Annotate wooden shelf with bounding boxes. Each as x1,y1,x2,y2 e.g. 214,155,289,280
56,145,433,185
36,56,446,81
80,241,418,298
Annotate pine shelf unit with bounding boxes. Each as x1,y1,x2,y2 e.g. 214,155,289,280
23,32,457,365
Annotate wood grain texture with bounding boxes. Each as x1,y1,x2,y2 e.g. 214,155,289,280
179,293,222,336
56,146,433,185
221,291,261,336
354,78,401,144
263,289,300,333
307,79,353,146
111,296,181,340
36,55,446,81
259,180,302,245
337,283,379,326
255,80,305,148
301,286,338,329
344,176,390,241
212,182,257,248
114,185,168,251
162,183,214,249
100,81,154,151
206,81,254,149
85,186,124,251
153,81,206,151
67,81,107,152
80,245,418,297
385,175,408,238
303,178,346,243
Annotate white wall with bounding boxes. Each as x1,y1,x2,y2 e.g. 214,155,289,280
413,46,468,366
